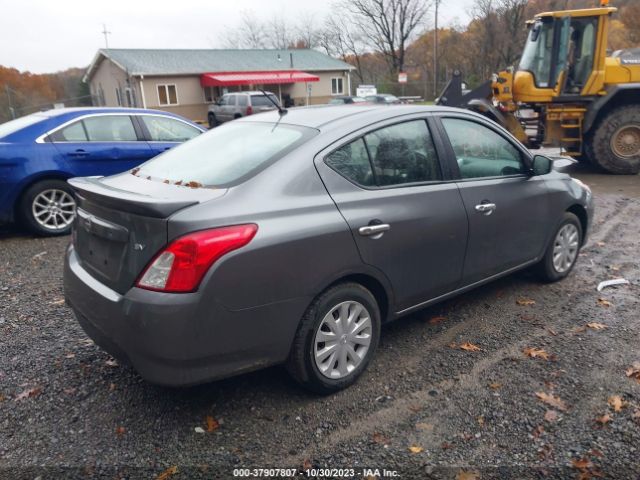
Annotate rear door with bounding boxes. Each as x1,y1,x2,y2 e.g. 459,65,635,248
50,114,153,176
137,114,203,156
315,116,468,312
436,114,551,284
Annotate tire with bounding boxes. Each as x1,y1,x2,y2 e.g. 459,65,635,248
587,105,640,174
207,113,217,128
286,282,381,394
534,212,582,283
19,179,76,236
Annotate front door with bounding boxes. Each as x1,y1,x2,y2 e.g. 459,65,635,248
315,117,469,312
438,115,551,284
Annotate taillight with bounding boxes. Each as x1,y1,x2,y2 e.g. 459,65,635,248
136,224,258,293
246,105,253,115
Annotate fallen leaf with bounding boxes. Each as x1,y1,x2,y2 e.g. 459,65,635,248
302,459,312,470
456,471,480,480
50,299,65,305
516,298,536,306
372,432,389,444
408,404,423,413
596,241,606,247
459,342,481,352
571,457,593,471
597,298,612,308
544,410,559,423
625,363,640,383
115,426,126,436
14,387,42,401
523,347,550,360
609,265,620,271
477,415,484,426
194,427,205,434
156,466,178,480
532,424,544,438
64,352,76,359
573,326,588,334
595,413,611,425
489,382,503,390
105,358,118,367
206,415,219,432
109,383,116,391
429,315,447,324
608,395,626,412
448,342,459,349
408,445,424,453
0,394,5,402
546,328,558,336
586,322,607,330
535,392,568,411
590,449,604,458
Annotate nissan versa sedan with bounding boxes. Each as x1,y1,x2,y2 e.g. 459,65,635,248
0,107,204,236
63,105,593,393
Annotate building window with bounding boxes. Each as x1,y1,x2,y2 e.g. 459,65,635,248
203,86,215,103
157,84,178,106
331,77,344,95
115,87,122,106
125,88,135,107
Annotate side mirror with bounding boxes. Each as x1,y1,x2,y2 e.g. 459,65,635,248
532,155,552,176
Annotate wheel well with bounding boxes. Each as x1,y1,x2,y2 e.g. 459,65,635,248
328,274,390,322
14,174,71,218
567,204,588,244
233,113,242,119
587,88,640,133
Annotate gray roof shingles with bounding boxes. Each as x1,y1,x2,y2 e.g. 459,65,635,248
99,48,355,75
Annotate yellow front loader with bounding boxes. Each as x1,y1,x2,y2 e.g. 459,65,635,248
437,1,640,174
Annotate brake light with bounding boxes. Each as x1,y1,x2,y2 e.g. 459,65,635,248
246,105,253,115
136,224,258,293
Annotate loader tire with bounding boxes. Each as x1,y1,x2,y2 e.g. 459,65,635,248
587,105,640,175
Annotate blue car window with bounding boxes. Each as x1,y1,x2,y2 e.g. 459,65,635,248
140,116,201,142
83,116,137,142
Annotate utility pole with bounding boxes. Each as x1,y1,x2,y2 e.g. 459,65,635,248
433,0,440,99
102,24,111,48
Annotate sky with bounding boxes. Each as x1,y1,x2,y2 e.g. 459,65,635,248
0,0,476,74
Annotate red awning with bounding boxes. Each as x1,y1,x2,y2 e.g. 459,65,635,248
200,70,320,87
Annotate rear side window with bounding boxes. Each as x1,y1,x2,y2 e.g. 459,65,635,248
237,96,248,107
140,115,201,142
51,121,87,142
326,138,375,187
136,122,316,187
83,116,137,141
441,118,525,179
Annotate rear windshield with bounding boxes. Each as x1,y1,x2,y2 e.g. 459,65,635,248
135,121,316,187
0,114,46,140
251,95,279,107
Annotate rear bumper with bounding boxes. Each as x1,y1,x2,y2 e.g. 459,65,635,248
63,245,308,386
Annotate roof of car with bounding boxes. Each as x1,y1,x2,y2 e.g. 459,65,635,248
31,107,183,118
226,91,278,96
238,104,470,129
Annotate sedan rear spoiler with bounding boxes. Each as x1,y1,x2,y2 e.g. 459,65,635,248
68,176,225,218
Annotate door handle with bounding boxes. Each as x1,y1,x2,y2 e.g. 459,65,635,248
67,149,88,157
358,224,390,237
475,203,496,215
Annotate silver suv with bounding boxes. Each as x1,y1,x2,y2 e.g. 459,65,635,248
207,91,279,127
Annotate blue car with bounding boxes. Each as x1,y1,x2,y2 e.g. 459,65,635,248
0,107,205,236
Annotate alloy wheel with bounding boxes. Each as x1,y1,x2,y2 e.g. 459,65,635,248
314,301,372,380
32,189,76,231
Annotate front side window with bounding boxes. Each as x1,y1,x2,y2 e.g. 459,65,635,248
251,94,279,106
519,19,555,88
140,116,201,142
331,78,344,95
442,118,525,179
157,84,178,106
135,122,316,187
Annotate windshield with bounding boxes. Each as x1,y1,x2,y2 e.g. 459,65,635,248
135,121,316,187
0,114,46,140
519,19,555,87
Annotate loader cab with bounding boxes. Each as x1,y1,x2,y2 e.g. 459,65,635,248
514,7,614,102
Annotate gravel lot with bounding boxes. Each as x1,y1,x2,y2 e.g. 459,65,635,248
1,165,639,480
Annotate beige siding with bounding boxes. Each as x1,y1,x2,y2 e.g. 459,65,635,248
90,58,131,106
141,76,208,121
285,70,351,105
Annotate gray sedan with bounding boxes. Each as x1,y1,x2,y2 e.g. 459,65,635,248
63,105,593,393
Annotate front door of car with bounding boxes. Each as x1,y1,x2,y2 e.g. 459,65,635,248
50,115,153,176
315,118,469,312
437,115,551,284
136,115,203,156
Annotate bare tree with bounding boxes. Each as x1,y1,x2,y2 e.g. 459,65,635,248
319,12,368,82
345,0,431,74
220,11,267,48
496,0,528,66
266,16,294,49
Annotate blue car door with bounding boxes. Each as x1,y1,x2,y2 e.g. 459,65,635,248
136,114,203,156
50,114,154,177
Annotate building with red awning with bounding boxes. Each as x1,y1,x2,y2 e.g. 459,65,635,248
84,49,355,123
